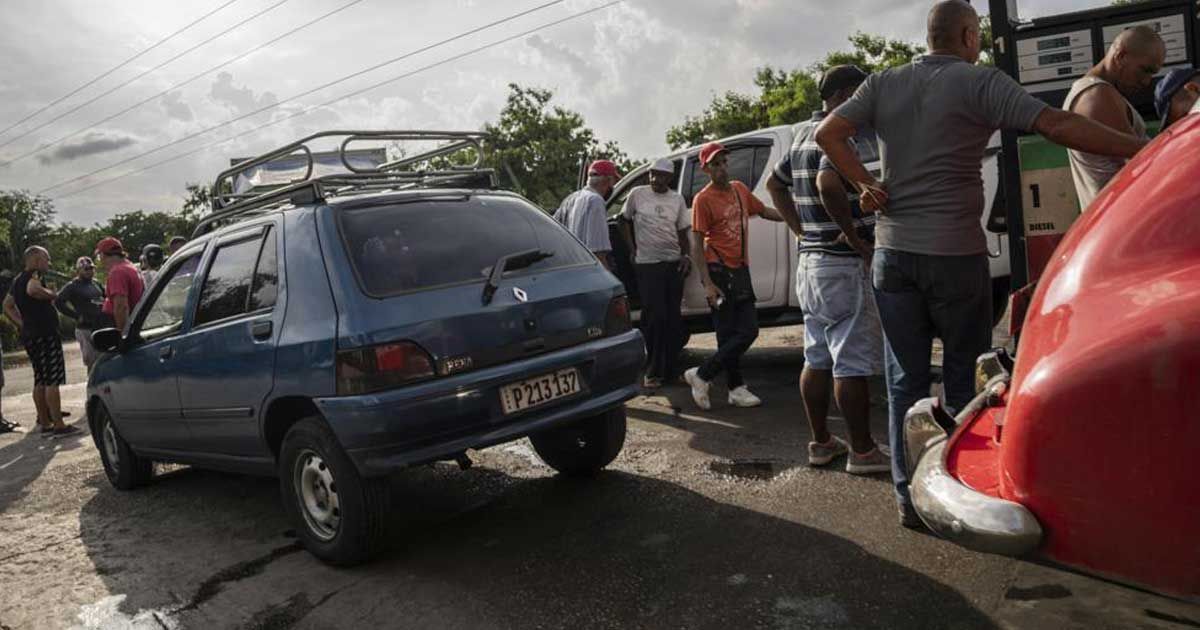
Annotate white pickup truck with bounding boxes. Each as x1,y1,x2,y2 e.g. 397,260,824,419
605,125,1010,334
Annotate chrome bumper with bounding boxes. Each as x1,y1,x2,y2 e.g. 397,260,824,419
902,350,1042,557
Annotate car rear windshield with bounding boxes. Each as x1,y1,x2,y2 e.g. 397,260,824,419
339,195,596,296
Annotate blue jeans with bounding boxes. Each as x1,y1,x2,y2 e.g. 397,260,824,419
871,249,991,509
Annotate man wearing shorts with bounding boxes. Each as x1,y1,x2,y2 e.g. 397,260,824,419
766,65,889,474
3,246,77,436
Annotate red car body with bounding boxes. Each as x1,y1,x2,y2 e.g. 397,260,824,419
905,112,1200,601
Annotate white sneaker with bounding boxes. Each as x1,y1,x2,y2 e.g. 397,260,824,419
846,443,892,475
683,367,711,410
727,386,762,408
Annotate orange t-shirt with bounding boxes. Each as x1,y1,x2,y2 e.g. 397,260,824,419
691,180,764,268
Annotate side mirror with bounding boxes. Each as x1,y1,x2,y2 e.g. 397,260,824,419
91,328,122,353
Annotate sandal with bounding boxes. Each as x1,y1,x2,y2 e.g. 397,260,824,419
0,418,19,434
51,425,81,437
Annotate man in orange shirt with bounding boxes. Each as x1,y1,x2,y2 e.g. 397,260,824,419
684,142,792,410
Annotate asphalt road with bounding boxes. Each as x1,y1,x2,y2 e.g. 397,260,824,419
0,332,1196,630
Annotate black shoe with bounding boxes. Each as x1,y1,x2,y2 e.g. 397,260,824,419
51,425,81,437
0,418,18,434
899,504,923,529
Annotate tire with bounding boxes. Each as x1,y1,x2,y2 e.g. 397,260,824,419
529,407,627,477
278,417,390,566
991,276,1010,327
93,402,153,490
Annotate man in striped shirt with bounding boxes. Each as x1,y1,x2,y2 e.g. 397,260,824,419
766,65,889,475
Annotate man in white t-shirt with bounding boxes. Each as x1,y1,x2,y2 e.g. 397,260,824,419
618,158,691,388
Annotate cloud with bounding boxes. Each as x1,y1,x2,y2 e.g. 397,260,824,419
38,132,136,165
210,71,278,115
161,90,193,122
525,34,602,84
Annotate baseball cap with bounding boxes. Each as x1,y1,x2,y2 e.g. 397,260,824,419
588,159,619,178
819,65,869,100
75,256,94,270
1154,67,1200,122
95,236,125,257
142,243,164,267
698,142,728,167
649,158,674,174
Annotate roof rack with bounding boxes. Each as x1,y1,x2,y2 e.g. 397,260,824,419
194,130,492,238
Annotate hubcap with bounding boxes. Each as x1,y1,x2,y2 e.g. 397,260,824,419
294,449,340,541
102,422,120,474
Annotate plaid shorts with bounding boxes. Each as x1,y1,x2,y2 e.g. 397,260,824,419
23,336,66,387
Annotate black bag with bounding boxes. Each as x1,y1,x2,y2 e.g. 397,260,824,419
706,187,756,305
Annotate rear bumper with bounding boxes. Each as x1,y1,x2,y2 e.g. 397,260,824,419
315,330,644,476
903,354,1042,556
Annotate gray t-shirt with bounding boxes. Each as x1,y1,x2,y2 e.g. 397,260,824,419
621,186,690,264
834,54,1048,256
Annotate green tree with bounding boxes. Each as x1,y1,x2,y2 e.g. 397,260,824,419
99,210,195,261
483,84,633,209
666,32,927,149
0,190,56,272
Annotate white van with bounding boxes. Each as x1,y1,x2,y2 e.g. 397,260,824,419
605,125,1011,333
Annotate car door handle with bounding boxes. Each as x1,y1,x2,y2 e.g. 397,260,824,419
159,345,174,360
251,320,273,340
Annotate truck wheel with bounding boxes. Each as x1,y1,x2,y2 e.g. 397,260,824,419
992,276,1010,327
530,407,626,477
94,403,153,490
279,417,390,566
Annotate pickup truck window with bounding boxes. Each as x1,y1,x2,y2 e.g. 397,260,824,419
685,145,760,206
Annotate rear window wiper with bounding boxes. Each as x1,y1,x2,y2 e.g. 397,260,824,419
481,249,554,305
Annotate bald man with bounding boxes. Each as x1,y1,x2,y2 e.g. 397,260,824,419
816,0,1147,528
3,246,76,435
1065,26,1164,208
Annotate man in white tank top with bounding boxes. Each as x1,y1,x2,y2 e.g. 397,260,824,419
1064,25,1164,209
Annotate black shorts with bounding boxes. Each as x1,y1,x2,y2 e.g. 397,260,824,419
23,336,66,387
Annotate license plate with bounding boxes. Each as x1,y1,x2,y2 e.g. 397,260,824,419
500,368,581,415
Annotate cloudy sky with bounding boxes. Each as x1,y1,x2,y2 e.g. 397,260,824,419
0,0,1109,225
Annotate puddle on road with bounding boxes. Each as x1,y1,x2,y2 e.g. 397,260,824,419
707,459,789,481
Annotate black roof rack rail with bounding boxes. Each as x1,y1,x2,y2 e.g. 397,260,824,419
194,130,491,238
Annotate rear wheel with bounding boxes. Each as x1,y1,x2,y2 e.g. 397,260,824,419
94,403,153,490
279,417,390,566
530,407,627,477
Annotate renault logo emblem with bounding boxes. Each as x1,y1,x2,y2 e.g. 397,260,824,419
513,287,528,302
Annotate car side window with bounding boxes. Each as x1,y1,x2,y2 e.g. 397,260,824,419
194,235,263,327
248,227,278,311
139,255,201,342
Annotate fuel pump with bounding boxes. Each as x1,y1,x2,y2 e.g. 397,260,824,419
988,0,1199,297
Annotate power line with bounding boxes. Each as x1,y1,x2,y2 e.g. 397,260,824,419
0,0,242,139
37,0,577,196
49,0,622,201
0,0,293,152
0,0,365,168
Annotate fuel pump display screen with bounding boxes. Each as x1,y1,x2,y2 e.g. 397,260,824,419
1017,29,1093,84
1038,36,1072,51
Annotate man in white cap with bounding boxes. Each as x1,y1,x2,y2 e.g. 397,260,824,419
618,159,691,389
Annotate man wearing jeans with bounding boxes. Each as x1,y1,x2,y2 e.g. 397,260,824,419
817,0,1147,527
619,158,691,389
766,65,890,475
684,142,787,410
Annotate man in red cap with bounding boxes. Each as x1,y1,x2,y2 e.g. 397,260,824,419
95,236,145,332
554,159,619,270
684,142,790,410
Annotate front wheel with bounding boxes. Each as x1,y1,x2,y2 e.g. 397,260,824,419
530,407,627,477
93,403,153,490
279,417,391,566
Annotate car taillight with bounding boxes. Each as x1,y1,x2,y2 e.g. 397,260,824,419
336,341,435,395
605,295,632,336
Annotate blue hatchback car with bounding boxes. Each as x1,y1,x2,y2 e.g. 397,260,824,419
87,131,645,565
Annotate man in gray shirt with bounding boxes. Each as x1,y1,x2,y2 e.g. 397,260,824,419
555,159,619,270
816,0,1147,528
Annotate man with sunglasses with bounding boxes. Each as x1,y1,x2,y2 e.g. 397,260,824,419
1064,25,1164,209
55,256,112,372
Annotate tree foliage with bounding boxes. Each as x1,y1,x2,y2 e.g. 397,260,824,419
666,31,938,149
0,190,56,271
483,84,633,209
